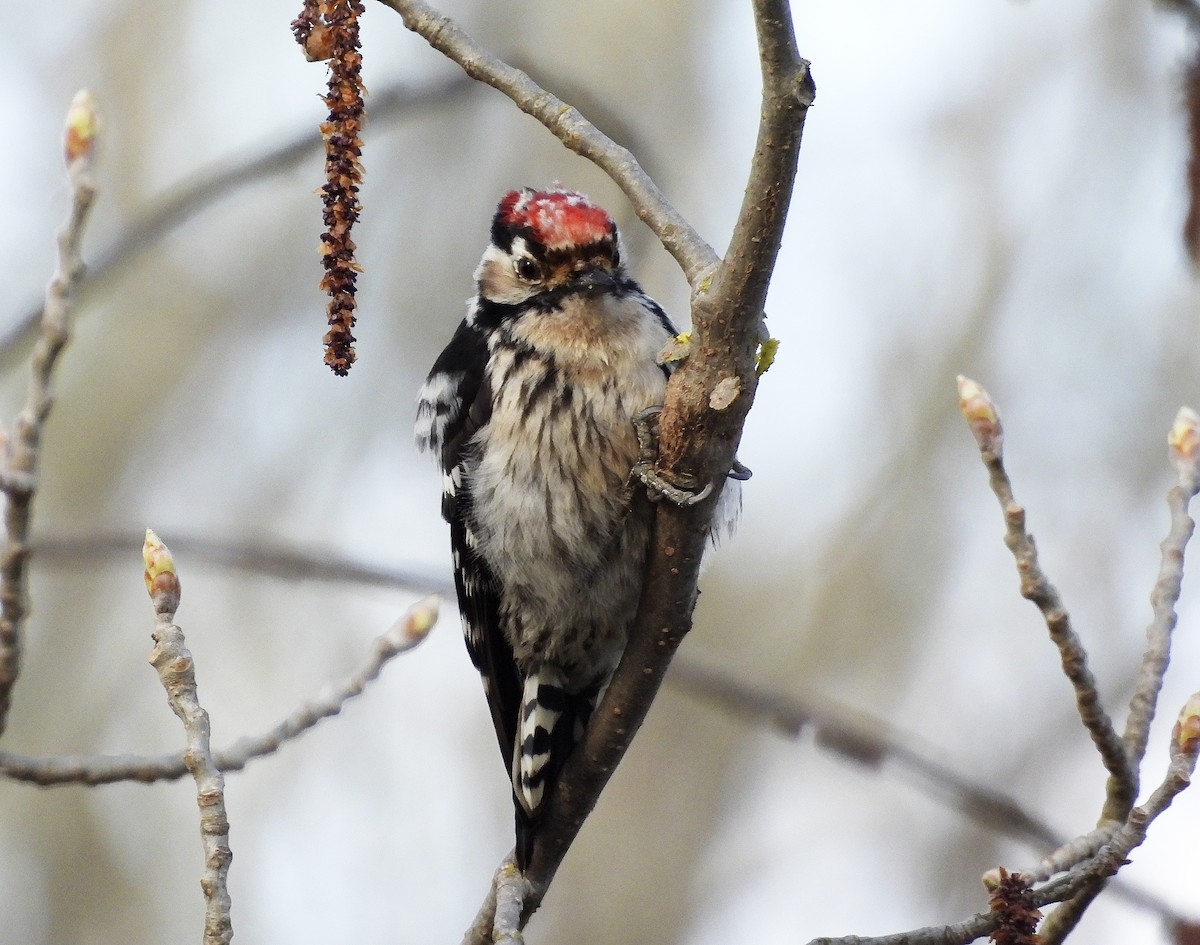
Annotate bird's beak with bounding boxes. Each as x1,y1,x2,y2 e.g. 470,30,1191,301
571,268,618,295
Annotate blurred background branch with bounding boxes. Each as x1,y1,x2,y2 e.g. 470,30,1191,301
0,592,438,786
0,77,475,372
9,528,1190,931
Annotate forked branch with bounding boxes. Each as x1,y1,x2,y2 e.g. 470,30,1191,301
376,0,813,936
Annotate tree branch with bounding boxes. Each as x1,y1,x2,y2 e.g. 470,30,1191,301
956,377,1136,822
0,92,98,738
1123,409,1200,784
143,530,232,945
0,78,474,370
676,662,1187,927
0,595,438,785
375,0,721,287
807,718,1199,945
520,0,813,923
32,531,455,596
373,0,813,929
491,858,528,945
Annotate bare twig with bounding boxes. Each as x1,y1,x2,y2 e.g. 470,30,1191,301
492,858,528,945
0,91,99,739
0,78,473,369
1036,878,1107,945
33,531,456,596
671,661,1063,850
957,377,1136,821
460,869,501,945
947,389,1200,943
680,663,1186,927
808,722,1197,945
1035,410,1200,941
376,0,721,287
0,594,438,785
143,530,232,945
1124,408,1200,781
997,824,1119,886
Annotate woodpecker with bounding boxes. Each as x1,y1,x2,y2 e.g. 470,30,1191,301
415,187,739,869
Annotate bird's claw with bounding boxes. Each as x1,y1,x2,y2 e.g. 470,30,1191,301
631,463,714,507
630,406,713,507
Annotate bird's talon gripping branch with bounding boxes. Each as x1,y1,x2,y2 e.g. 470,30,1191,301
630,405,714,506
632,405,663,462
631,463,714,507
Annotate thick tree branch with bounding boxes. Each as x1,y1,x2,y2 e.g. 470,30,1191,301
0,92,98,738
518,0,813,923
375,0,721,286
371,0,813,926
0,595,438,785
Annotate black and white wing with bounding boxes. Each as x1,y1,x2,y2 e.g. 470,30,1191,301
415,318,521,771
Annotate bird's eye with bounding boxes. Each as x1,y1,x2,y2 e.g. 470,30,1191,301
513,257,542,282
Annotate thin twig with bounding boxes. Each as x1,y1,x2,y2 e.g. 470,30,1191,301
375,0,720,287
1036,878,1108,945
0,92,98,738
144,531,232,945
808,730,1198,945
1123,412,1200,787
492,857,528,945
985,451,1134,816
18,531,1191,928
1013,824,1119,885
0,78,474,370
459,866,501,945
678,664,1185,926
0,594,439,785
33,531,456,596
957,378,1136,822
671,662,1062,850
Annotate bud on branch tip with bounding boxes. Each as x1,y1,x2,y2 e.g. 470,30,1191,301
1174,691,1200,759
64,89,98,169
143,528,181,615
1168,407,1200,476
957,375,1003,454
404,595,439,644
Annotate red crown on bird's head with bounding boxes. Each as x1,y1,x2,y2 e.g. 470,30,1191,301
495,188,615,251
